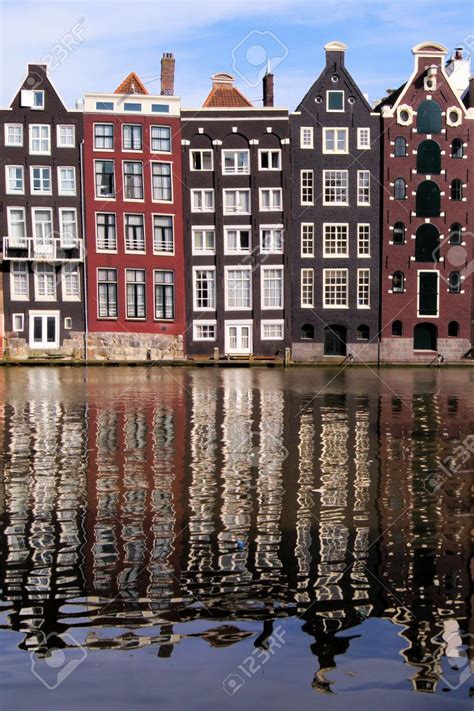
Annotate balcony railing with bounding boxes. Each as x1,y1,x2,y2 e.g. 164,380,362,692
3,237,84,262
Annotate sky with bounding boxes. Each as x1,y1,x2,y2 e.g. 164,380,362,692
0,0,473,110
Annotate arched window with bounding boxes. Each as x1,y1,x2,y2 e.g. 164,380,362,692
448,272,461,293
394,178,406,200
392,271,404,292
301,324,314,340
451,179,463,201
394,137,407,157
448,321,459,337
451,138,463,158
449,223,462,245
393,222,406,244
416,100,442,134
416,180,441,217
392,320,403,336
357,324,370,340
415,224,440,262
416,139,441,174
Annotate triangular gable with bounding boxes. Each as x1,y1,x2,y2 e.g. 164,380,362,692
114,72,148,95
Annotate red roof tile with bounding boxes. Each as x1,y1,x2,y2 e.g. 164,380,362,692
114,72,148,95
203,73,252,108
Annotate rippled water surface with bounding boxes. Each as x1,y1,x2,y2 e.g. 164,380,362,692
0,366,472,710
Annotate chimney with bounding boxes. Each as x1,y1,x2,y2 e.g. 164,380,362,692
263,70,274,107
161,52,175,96
324,40,347,68
455,46,463,60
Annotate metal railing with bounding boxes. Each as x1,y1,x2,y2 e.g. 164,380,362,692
3,237,84,261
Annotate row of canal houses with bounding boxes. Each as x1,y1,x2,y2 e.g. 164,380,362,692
0,41,473,363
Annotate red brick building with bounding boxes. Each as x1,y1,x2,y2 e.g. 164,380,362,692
83,54,185,360
378,42,473,362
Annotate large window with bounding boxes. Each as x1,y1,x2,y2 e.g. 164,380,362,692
123,124,142,151
357,170,370,205
11,262,28,299
323,224,348,257
194,268,216,310
415,224,440,262
94,124,114,150
152,162,172,201
416,180,441,216
301,223,314,257
35,263,56,299
124,161,143,199
357,224,370,256
225,268,252,309
192,227,215,254
6,165,24,194
125,214,145,251
260,227,283,253
262,267,283,309
32,209,53,242
62,264,80,299
323,128,348,154
98,268,118,317
190,150,213,171
323,170,348,205
191,189,214,212
5,124,23,147
57,125,75,148
260,188,282,211
259,149,281,170
301,170,314,205
96,213,117,251
223,189,250,214
222,150,249,175
29,125,50,154
8,208,26,242
416,100,442,134
95,160,115,197
153,215,174,253
301,268,314,307
357,269,370,308
59,209,78,246
327,90,344,111
151,126,171,152
416,139,441,174
154,270,174,319
126,269,146,319
31,166,52,194
58,167,76,195
323,269,348,308
225,227,251,254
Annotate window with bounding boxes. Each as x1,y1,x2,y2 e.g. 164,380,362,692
416,139,441,174
29,125,50,154
151,162,172,201
225,227,251,254
301,323,314,340
64,317,72,330
357,269,370,308
451,138,463,159
96,213,117,251
32,209,53,241
125,214,145,251
152,104,170,114
392,320,403,336
449,223,462,245
191,189,214,212
32,90,44,109
323,128,348,153
225,268,252,309
262,267,283,309
357,224,370,256
35,263,56,299
448,321,459,337
190,149,213,171
393,222,406,245
96,102,114,111
261,321,284,340
416,180,441,216
192,227,215,254
154,271,174,319
323,224,348,257
259,150,281,170
357,170,370,205
124,103,142,112
193,322,216,341
327,90,344,111
301,268,314,307
12,314,24,331
416,100,442,134
300,127,314,148
194,268,216,310
222,150,250,175
323,170,348,204
6,166,24,194
394,178,406,200
357,128,370,149
94,124,114,150
151,126,171,153
7,208,26,243
448,271,461,293
11,262,28,299
392,271,404,292
301,223,314,257
301,170,314,205
451,179,463,201
98,268,118,318
153,215,174,253
357,324,370,340
415,224,439,262
5,124,23,146
323,269,348,307
261,227,283,253
58,167,76,195
126,269,146,318
260,188,282,211
124,161,143,199
123,124,142,151
30,166,51,194
59,209,78,247
223,189,250,214
63,264,80,299
394,137,407,157
57,125,75,147
95,160,115,198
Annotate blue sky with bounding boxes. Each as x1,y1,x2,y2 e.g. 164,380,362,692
0,0,473,109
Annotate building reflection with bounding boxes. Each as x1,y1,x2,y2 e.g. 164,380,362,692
0,368,471,693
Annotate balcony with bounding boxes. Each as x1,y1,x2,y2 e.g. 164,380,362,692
3,237,84,262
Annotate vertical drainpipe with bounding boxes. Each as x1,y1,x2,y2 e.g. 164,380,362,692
79,138,89,362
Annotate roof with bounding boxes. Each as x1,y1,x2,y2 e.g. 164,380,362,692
375,83,406,110
203,73,252,108
114,72,148,95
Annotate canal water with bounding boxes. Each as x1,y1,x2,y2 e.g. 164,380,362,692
0,366,472,710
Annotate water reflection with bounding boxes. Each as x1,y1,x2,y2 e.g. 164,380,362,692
0,367,472,698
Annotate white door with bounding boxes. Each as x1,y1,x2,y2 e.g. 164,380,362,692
29,313,59,349
225,323,252,355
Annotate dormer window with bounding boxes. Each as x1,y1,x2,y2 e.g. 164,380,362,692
33,91,44,109
20,89,44,110
326,90,344,112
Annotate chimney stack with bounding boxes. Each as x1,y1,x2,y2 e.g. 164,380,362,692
161,52,175,96
455,47,463,60
263,70,274,107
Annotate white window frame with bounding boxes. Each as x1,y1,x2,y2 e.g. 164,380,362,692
323,223,349,258
124,213,146,253
301,268,314,308
193,320,217,341
357,268,370,309
32,90,45,110
93,123,114,151
261,319,284,340
150,125,172,153
326,90,344,112
261,266,284,310
28,311,60,350
29,124,51,155
258,149,282,171
7,207,27,243
5,165,24,195
62,263,81,301
58,208,78,247
57,166,77,196
322,127,348,154
57,124,75,148
259,188,283,212
223,189,251,215
357,224,371,258
94,159,115,199
222,149,250,175
301,170,314,206
193,266,216,311
150,160,173,203
152,214,175,255
125,268,146,320
357,127,371,150
323,170,348,206
97,267,118,319
191,189,215,213
189,149,214,171
260,225,284,254
357,170,370,206
123,160,145,201
12,313,25,332
10,261,29,301
224,226,251,255
5,123,23,147
30,165,52,195
301,223,314,257
192,226,216,255
34,263,57,301
122,123,143,152
224,265,252,311
31,207,53,242
300,127,314,149
323,268,349,309
95,212,117,252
